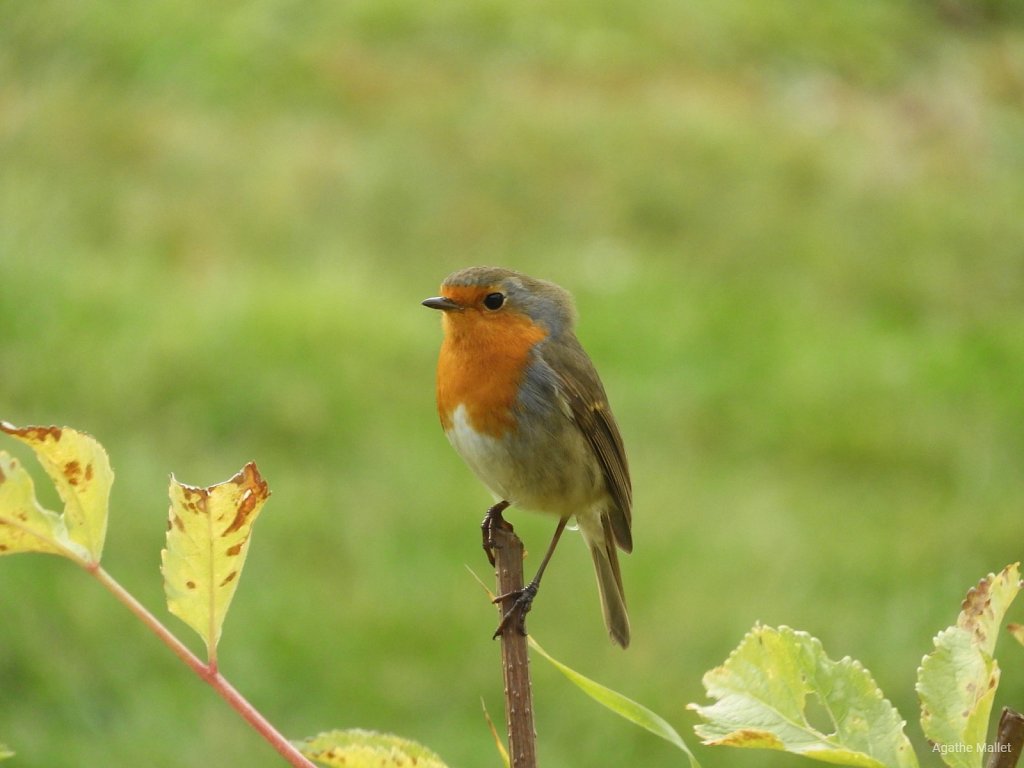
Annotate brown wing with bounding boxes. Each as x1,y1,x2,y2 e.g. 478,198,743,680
546,335,633,553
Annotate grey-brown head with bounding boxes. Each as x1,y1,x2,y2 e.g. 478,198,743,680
422,266,578,338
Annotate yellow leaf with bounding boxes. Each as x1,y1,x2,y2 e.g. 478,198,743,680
481,698,510,768
918,564,1021,767
0,451,91,562
956,563,1021,657
0,423,113,563
295,729,448,768
161,462,269,661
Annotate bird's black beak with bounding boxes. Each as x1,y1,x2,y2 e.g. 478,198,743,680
422,296,461,311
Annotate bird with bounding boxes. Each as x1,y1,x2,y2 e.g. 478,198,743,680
422,266,632,647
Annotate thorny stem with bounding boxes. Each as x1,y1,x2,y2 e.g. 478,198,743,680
89,565,316,768
491,522,538,768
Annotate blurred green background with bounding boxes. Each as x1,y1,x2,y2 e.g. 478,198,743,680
3,1,1024,766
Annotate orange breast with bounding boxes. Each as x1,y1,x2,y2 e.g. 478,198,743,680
436,308,547,438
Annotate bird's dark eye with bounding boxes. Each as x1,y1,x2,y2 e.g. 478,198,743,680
483,292,505,310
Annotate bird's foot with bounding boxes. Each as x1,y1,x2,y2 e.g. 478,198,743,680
480,500,511,567
491,581,538,639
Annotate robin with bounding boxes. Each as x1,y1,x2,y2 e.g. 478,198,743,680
423,266,632,648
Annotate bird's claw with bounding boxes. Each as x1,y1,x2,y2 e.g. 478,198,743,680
492,582,538,639
481,500,511,567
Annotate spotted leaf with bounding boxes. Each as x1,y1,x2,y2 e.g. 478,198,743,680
0,451,85,559
0,423,112,563
161,462,269,661
917,564,1021,768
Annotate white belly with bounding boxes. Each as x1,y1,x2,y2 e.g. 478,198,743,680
445,404,519,501
444,403,603,517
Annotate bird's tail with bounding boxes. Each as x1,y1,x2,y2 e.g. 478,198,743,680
585,514,630,648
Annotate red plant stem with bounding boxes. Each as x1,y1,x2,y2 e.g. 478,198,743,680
89,565,316,768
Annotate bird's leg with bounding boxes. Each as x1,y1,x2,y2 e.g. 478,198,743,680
481,500,511,567
493,515,570,639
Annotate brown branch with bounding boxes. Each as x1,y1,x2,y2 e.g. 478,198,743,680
987,707,1024,768
491,521,538,768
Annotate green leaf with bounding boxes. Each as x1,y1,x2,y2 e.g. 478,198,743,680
0,423,113,563
0,741,12,760
295,729,448,768
690,624,918,768
160,462,269,662
529,637,701,768
918,628,994,768
917,564,1021,768
0,451,90,562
